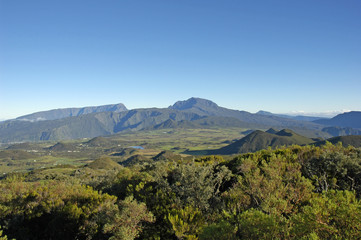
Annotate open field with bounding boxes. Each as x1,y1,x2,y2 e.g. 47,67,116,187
0,127,249,174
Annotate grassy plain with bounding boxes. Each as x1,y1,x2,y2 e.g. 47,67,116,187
0,127,247,174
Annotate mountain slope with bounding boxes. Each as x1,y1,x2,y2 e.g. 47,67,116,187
170,98,324,130
0,98,339,143
321,126,361,137
0,109,203,143
212,129,315,155
314,111,361,129
16,103,128,121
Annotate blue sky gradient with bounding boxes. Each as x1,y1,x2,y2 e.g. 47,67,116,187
1,0,360,119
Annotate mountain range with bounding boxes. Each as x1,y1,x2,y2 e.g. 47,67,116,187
0,98,360,143
313,111,361,129
256,110,326,122
16,103,128,122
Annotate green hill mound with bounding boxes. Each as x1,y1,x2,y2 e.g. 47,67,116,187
48,142,77,151
315,135,361,148
266,128,279,134
153,150,186,161
86,156,122,170
85,136,111,147
121,155,151,166
111,148,138,157
212,129,315,155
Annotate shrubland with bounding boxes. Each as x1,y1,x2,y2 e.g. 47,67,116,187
0,143,361,239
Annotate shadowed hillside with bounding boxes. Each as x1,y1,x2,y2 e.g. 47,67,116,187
314,135,361,148
314,111,361,129
211,129,315,155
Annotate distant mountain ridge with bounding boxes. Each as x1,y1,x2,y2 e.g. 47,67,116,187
0,98,359,143
256,110,327,122
314,111,361,129
170,98,323,130
16,103,128,121
321,126,361,137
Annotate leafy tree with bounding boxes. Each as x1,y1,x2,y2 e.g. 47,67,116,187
0,179,153,240
102,196,154,240
237,209,283,239
290,190,361,239
0,226,9,240
224,149,313,215
301,143,361,196
168,205,204,240
199,220,236,240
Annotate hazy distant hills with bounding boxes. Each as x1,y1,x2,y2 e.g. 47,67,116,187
16,103,128,121
314,111,361,129
211,129,315,155
321,126,361,137
256,110,326,122
0,98,360,143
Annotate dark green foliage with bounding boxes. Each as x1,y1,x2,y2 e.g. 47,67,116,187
290,190,361,239
1,142,361,239
0,179,153,240
301,143,361,196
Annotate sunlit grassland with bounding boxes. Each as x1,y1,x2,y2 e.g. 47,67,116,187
0,155,91,174
110,128,247,152
0,127,250,174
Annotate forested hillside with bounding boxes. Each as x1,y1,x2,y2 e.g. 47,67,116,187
1,143,361,239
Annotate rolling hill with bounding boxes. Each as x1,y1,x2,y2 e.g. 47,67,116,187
211,129,315,155
314,135,361,148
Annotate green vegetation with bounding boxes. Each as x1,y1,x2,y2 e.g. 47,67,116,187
314,135,361,148
210,129,316,155
0,141,361,239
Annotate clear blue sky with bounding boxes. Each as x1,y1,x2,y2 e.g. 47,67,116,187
1,0,360,119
